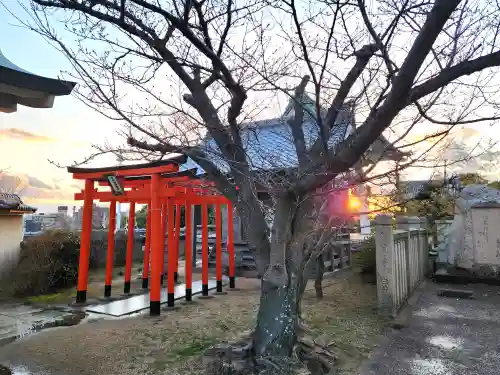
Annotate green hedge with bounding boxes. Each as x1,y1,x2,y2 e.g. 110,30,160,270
352,236,376,282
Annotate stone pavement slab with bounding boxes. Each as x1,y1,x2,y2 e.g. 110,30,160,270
361,282,500,375
86,277,227,316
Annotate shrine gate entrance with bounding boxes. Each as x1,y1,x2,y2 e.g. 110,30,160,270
68,157,235,316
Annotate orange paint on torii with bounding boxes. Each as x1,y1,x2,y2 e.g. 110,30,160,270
68,157,236,316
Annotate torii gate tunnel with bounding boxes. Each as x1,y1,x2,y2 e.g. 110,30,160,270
68,156,235,316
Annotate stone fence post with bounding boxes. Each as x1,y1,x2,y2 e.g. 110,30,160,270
395,215,408,231
375,214,394,314
419,217,428,278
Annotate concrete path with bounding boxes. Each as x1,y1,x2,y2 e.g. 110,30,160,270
361,282,500,375
0,305,84,346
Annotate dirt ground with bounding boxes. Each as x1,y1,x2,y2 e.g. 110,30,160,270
0,271,387,375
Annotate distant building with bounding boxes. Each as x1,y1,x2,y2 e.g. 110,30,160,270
58,206,68,215
73,204,110,230
24,210,71,233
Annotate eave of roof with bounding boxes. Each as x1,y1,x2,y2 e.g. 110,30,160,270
0,66,76,96
0,50,76,96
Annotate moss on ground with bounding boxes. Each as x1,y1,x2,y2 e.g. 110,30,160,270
26,292,74,304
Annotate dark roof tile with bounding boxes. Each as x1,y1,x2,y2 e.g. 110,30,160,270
0,192,37,213
202,106,353,172
188,95,404,174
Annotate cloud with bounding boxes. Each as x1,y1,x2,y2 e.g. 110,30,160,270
0,172,75,204
457,127,480,138
27,175,53,190
0,128,53,142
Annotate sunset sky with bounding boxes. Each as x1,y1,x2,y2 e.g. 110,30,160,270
1,1,500,214
0,2,120,213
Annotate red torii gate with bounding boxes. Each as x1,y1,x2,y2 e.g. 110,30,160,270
68,158,235,315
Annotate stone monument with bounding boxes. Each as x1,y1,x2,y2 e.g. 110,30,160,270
442,184,500,275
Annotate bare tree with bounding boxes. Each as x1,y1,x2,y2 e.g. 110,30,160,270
13,0,500,372
0,168,25,195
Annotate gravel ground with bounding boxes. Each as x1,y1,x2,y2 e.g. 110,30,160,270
360,282,500,375
0,274,384,375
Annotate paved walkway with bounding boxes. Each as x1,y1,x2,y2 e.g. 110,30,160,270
361,282,500,375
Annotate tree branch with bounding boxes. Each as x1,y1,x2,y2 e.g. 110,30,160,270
309,43,379,157
127,137,236,201
408,50,500,103
295,0,463,195
287,75,310,170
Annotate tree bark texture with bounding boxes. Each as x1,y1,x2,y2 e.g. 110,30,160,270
251,194,314,357
252,274,299,357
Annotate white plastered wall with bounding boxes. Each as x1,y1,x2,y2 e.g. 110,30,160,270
0,214,23,277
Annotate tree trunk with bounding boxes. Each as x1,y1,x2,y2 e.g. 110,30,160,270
314,257,324,300
252,271,299,357
204,193,337,373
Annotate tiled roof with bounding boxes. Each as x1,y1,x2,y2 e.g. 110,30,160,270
199,99,354,173
0,192,37,213
185,95,405,175
399,180,444,200
399,181,428,199
206,119,353,172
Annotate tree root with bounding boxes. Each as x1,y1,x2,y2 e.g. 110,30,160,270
203,333,338,375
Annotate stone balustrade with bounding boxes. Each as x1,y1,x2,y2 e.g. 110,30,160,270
375,214,428,316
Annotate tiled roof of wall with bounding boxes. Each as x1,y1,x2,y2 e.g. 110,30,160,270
0,192,37,213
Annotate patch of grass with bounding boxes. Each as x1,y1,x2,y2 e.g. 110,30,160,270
151,358,171,371
141,275,384,375
172,336,219,357
303,274,388,373
215,321,231,332
25,288,78,305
